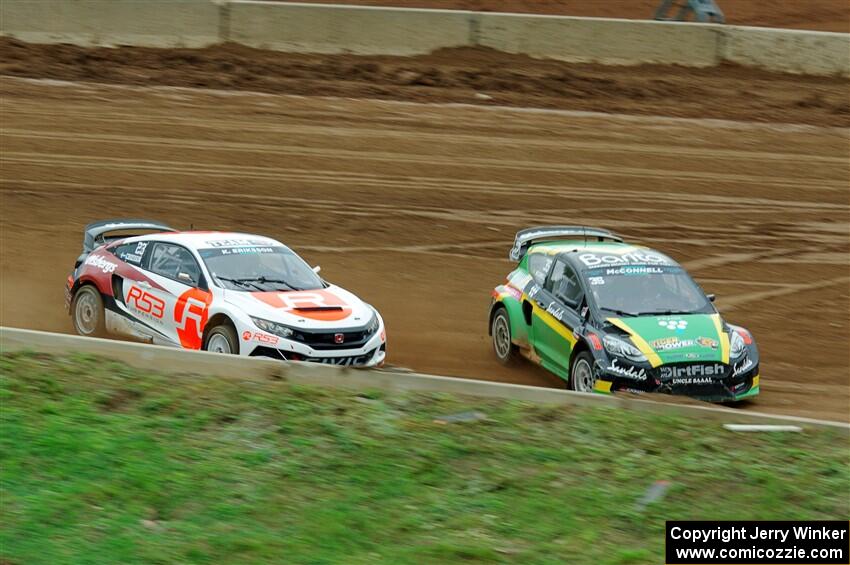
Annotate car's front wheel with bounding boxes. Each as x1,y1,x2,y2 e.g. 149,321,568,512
569,351,597,393
72,285,106,337
204,325,239,355
491,307,521,366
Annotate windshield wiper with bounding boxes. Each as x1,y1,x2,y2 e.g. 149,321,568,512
599,306,639,317
215,276,265,290
227,276,302,291
635,309,695,316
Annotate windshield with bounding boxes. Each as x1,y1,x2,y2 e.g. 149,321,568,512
584,265,713,316
199,246,323,292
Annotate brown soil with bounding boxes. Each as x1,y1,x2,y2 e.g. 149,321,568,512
0,40,848,422
279,0,850,32
1,39,848,128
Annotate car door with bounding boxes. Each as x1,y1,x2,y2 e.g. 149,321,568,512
122,242,211,349
530,258,584,376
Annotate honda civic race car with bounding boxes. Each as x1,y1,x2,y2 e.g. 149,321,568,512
489,226,759,402
65,219,386,366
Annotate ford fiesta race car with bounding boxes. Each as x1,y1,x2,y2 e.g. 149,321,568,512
489,226,759,402
65,219,386,366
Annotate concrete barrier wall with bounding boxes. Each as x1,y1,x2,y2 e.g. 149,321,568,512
0,0,220,48
473,13,720,67
1,1,847,75
229,2,471,55
2,327,848,433
721,26,850,76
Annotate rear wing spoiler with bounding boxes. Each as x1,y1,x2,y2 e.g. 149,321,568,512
83,219,175,254
509,225,623,261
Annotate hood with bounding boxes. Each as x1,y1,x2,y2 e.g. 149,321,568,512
225,285,374,330
607,313,729,365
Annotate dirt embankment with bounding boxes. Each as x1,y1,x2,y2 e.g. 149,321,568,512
1,38,848,127
278,0,850,32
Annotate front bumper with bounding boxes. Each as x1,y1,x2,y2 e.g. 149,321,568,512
593,359,760,402
244,329,387,368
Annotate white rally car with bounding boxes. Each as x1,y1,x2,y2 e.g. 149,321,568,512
65,219,386,366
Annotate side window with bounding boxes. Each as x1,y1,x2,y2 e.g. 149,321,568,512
149,243,202,286
113,241,149,266
546,260,583,308
527,253,554,285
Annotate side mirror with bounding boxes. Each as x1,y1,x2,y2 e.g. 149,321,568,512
707,293,716,302
312,265,321,274
177,272,194,284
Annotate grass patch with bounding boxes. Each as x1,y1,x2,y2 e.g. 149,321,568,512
1,352,848,564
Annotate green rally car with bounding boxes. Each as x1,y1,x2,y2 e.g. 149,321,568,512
488,226,759,401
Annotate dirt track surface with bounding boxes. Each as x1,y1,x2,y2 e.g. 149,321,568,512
2,39,849,128
1,74,848,421
282,0,850,32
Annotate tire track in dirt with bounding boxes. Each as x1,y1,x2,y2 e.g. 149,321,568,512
0,152,850,210
3,144,844,191
4,122,846,165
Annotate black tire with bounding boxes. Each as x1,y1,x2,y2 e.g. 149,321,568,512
491,307,521,366
203,324,239,355
71,285,106,337
569,350,597,393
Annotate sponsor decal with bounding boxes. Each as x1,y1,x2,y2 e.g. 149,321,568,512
578,251,671,268
660,363,726,380
242,330,280,345
588,276,605,285
672,377,713,385
732,356,754,377
308,356,365,366
658,318,688,331
545,303,566,321
696,336,719,349
206,238,276,248
509,272,533,290
650,336,718,351
126,286,165,319
253,289,352,322
606,358,647,381
174,288,212,349
651,337,691,350
121,253,143,264
504,285,522,300
604,266,665,276
85,254,118,274
220,247,274,255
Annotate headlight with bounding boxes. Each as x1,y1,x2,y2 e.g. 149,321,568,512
603,334,647,363
730,330,746,358
251,317,294,338
362,307,380,336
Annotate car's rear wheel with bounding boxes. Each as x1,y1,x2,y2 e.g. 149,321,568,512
204,325,239,355
72,285,106,337
491,307,520,366
570,351,596,393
